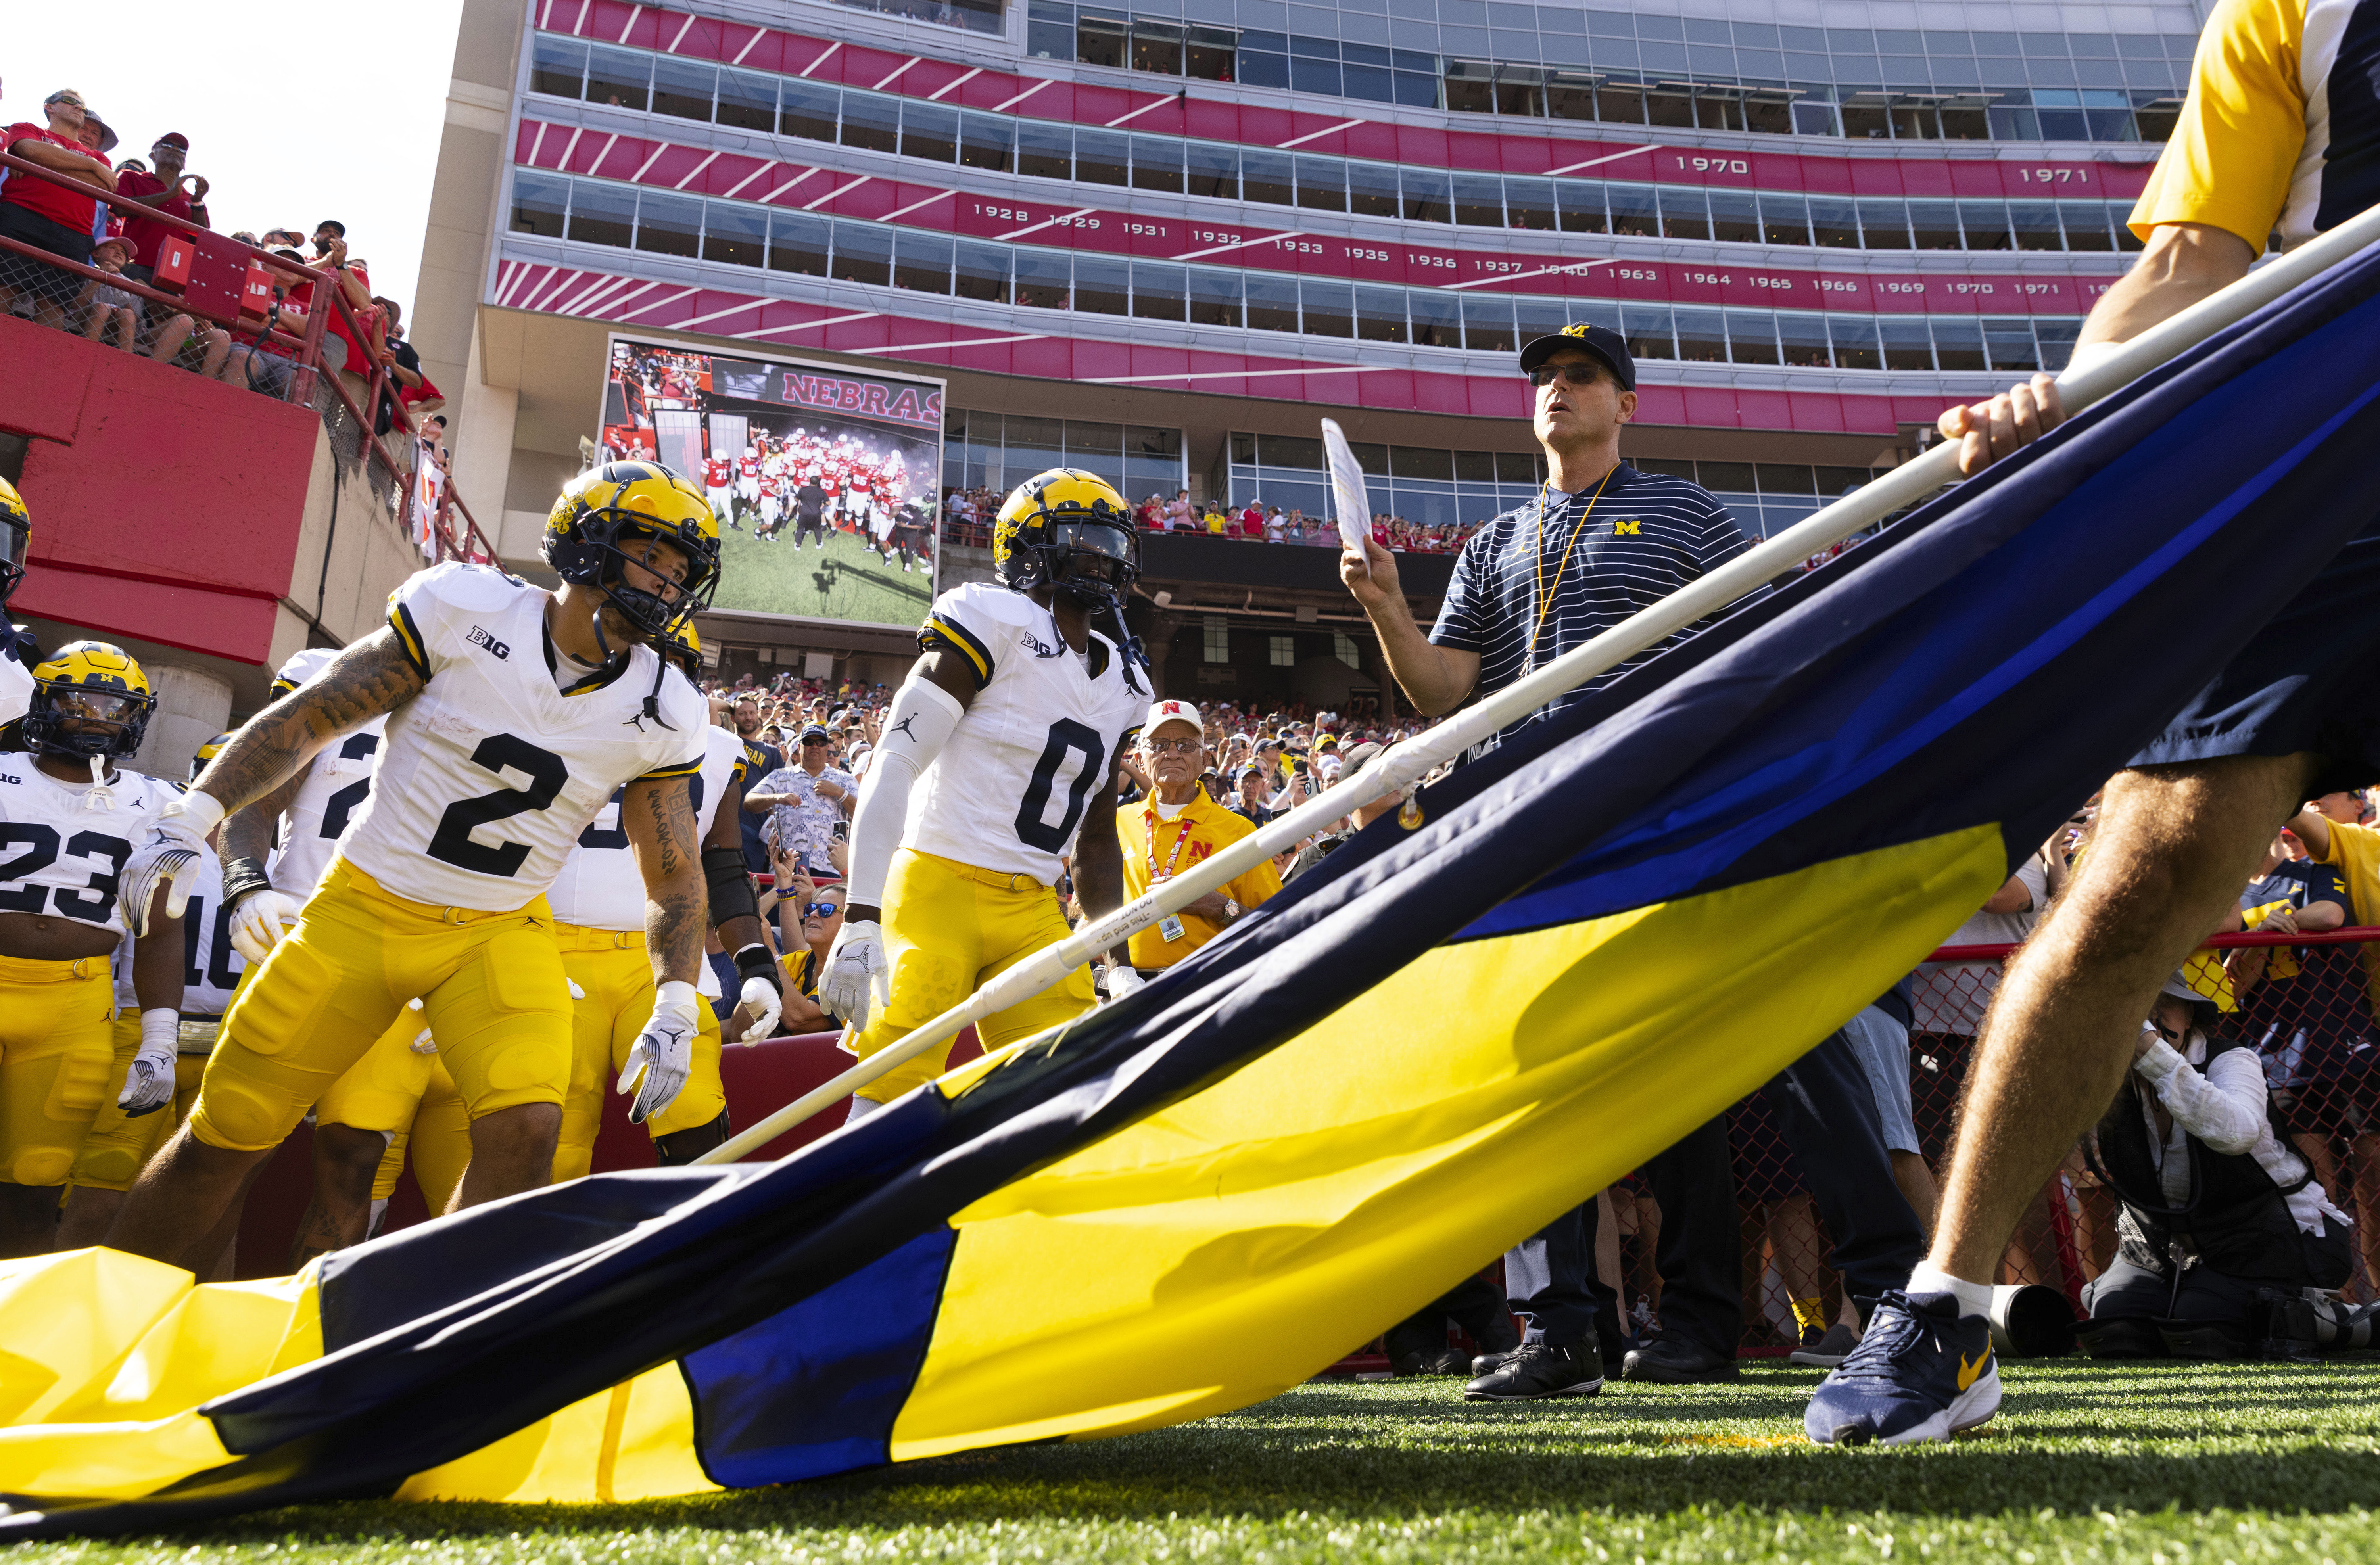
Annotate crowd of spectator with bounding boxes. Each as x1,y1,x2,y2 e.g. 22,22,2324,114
2,88,444,433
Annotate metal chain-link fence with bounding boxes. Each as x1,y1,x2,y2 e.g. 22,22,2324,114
1337,926,2380,1373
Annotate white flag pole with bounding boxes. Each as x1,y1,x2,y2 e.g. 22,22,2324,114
695,204,2380,1167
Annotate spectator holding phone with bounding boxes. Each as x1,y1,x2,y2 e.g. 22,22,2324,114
113,132,209,285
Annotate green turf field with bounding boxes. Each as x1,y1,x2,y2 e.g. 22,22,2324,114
31,1361,2380,1563
711,517,933,628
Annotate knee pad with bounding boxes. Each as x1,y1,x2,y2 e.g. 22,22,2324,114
188,1076,303,1153
2075,1316,2166,1360
69,1142,144,1192
7,1145,75,1187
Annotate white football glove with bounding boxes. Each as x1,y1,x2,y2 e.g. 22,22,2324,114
119,1009,179,1116
405,996,437,1053
227,886,302,965
617,980,701,1125
120,791,224,936
1104,963,1146,1005
820,919,890,1033
731,944,784,1044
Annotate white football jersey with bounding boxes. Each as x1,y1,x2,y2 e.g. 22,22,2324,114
113,849,246,1017
0,637,34,731
547,725,746,932
341,564,708,912
0,760,180,940
901,583,1144,886
264,646,390,899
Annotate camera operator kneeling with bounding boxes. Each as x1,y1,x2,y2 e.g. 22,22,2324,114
2078,975,2372,1360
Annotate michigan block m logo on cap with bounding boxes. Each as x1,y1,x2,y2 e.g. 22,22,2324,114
1562,323,1591,339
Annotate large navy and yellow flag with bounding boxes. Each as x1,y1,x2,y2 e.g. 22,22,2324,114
8,243,2380,1534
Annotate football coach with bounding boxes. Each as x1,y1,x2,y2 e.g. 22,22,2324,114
1338,322,1921,1401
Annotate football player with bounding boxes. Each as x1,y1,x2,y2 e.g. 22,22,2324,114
0,644,186,1258
0,478,40,727
59,730,245,1258
821,469,1147,1121
217,647,466,1266
104,462,720,1271
547,623,782,1178
702,448,735,531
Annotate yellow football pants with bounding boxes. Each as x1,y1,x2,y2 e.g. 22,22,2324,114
552,927,726,1183
848,848,1095,1105
189,858,573,1154
0,954,118,1188
68,1012,205,1192
314,1007,473,1212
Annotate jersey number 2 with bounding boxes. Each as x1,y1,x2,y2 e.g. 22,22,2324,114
428,735,568,877
1014,719,1107,853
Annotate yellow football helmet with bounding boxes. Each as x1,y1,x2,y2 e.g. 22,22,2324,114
992,468,1139,611
0,476,31,608
542,460,721,644
189,729,235,784
661,619,703,679
26,641,154,760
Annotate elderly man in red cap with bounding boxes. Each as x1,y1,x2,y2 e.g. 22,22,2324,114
1112,698,1282,985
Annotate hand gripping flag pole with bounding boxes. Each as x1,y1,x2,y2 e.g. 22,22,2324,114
699,203,2380,1167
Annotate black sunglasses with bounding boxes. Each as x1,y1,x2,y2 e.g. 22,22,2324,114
1526,363,1608,389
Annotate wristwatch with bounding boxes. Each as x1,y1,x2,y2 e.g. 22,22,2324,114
1223,898,1241,919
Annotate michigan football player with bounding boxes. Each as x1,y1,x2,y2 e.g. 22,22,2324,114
0,478,42,728
106,462,720,1270
57,729,245,1259
821,468,1147,1119
547,622,782,1177
0,643,187,1257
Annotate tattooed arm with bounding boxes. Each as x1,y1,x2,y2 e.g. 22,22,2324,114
221,767,308,868
195,630,425,814
624,772,707,988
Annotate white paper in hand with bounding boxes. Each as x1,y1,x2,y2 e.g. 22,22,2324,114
1321,418,1373,568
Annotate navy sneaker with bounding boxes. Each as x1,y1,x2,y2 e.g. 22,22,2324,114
1804,1290,1999,1446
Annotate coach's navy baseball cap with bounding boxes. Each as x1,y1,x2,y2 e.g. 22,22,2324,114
1518,323,1636,391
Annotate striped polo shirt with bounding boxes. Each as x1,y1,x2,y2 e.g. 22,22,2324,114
1429,465,1759,740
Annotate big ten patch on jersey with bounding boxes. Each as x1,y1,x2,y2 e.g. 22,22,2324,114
546,728,742,932
908,583,1145,885
343,563,708,912
0,765,177,937
271,719,386,900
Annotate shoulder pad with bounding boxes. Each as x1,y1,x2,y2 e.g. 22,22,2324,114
271,645,339,696
931,580,1035,633
401,561,536,616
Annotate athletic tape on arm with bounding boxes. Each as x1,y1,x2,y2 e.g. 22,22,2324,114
846,673,964,907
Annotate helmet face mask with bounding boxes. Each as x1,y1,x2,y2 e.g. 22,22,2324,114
25,641,154,761
0,477,31,608
993,469,1140,613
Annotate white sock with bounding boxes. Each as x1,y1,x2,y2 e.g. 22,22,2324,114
845,1095,884,1124
367,1196,390,1238
1907,1262,1994,1318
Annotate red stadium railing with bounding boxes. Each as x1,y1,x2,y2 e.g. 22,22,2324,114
0,150,494,569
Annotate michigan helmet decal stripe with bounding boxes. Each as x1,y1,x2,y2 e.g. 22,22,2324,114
920,615,994,689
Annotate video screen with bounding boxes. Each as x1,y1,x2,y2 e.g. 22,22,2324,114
600,337,946,630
